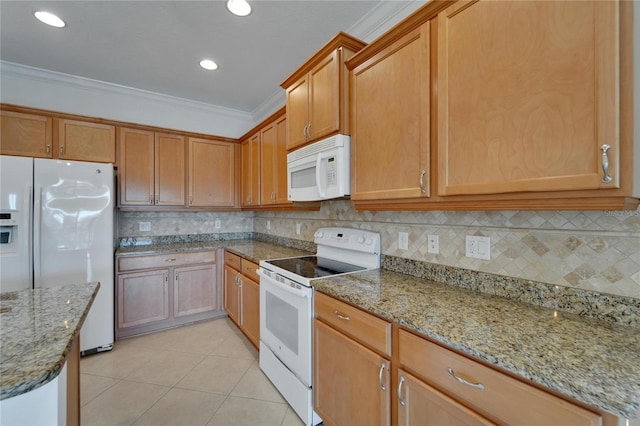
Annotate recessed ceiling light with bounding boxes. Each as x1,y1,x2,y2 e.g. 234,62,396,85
34,11,66,28
226,0,251,17
200,59,218,71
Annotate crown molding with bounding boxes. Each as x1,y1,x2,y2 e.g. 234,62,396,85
0,61,252,121
348,0,428,42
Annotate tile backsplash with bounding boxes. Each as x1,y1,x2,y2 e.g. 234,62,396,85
119,202,640,300
255,201,640,300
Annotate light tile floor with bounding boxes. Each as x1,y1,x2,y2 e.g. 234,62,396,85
80,318,305,426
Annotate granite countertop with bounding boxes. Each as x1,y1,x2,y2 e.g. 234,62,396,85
116,239,312,264
0,282,100,400
313,269,640,419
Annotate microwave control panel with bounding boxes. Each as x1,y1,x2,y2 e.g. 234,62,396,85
326,156,336,185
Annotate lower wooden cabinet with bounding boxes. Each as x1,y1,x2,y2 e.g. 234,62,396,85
223,251,260,348
314,292,608,426
115,250,223,339
313,319,391,426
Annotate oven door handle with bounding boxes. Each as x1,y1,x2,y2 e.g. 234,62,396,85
257,268,311,299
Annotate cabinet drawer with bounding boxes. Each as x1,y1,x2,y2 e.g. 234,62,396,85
398,329,601,426
224,251,242,271
314,292,391,356
241,259,259,283
118,251,216,272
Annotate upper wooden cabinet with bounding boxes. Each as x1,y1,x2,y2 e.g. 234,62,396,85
437,0,621,196
260,111,290,206
350,23,431,202
1,111,115,164
241,133,261,207
1,111,53,158
188,137,237,208
119,128,185,207
281,32,366,151
56,119,115,163
347,0,637,210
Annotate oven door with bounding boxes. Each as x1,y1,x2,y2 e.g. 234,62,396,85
258,268,313,386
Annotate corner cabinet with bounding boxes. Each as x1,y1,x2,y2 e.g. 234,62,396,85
188,138,237,208
119,128,186,207
260,112,290,206
223,251,260,349
115,250,224,339
282,32,366,151
347,0,638,211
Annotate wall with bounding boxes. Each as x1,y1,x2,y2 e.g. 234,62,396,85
255,201,640,300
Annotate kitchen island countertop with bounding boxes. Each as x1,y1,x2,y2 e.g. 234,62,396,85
313,269,640,420
0,282,99,400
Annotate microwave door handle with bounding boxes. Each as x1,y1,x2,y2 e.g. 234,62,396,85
315,154,326,198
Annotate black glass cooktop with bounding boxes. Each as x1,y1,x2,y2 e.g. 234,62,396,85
266,256,366,279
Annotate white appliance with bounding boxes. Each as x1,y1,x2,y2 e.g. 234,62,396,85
287,134,350,202
258,227,381,426
0,155,115,355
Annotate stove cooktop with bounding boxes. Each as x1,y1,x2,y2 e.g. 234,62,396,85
265,255,366,279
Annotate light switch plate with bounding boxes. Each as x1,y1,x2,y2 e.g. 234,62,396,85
465,236,490,260
398,232,409,250
296,222,301,235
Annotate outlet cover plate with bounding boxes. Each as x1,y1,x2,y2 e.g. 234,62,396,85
427,235,439,254
398,232,409,250
465,236,490,260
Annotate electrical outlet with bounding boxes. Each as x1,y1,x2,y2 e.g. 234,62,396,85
398,232,409,250
267,220,271,230
465,236,490,260
427,235,439,254
214,219,221,229
296,222,301,235
139,221,151,232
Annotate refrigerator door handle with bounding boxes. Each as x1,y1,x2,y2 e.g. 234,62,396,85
27,184,34,289
33,185,42,288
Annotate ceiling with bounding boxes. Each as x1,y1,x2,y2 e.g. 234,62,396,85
0,1,406,116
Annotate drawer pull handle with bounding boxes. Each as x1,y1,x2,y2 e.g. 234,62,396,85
419,169,427,194
165,258,177,262
378,363,387,391
447,368,485,391
334,310,350,321
397,376,406,406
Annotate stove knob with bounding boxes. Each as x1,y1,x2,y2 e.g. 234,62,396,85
357,236,365,244
315,231,324,239
365,238,373,245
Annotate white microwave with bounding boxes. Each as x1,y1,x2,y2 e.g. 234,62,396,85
287,134,350,202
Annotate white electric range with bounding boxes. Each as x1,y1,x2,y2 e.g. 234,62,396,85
258,227,381,426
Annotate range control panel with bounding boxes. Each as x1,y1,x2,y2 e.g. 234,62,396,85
313,227,380,255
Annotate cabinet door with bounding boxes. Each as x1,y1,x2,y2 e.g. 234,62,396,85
286,75,310,150
223,265,240,325
351,23,430,201
308,50,340,142
240,275,259,348
437,0,620,196
314,320,390,426
117,269,169,328
0,110,53,158
259,123,275,205
188,138,236,207
174,264,217,317
155,133,185,206
274,114,290,204
241,133,260,207
119,128,155,206
57,119,115,163
398,369,495,426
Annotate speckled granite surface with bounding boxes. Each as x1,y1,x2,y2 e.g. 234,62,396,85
0,282,99,400
313,269,640,419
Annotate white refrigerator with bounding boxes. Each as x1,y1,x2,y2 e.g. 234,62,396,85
0,155,115,355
